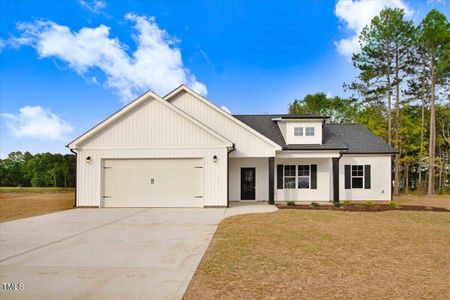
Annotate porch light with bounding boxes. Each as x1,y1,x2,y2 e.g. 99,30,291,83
86,156,92,164
213,155,218,162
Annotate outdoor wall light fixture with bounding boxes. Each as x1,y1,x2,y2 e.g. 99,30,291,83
213,155,218,162
86,156,92,164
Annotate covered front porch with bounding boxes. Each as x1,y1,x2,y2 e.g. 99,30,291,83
228,150,341,204
275,151,340,203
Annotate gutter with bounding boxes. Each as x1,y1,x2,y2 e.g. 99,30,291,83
69,148,77,208
226,144,236,208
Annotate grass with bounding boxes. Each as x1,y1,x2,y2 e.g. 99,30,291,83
0,187,75,193
185,210,450,299
395,194,450,210
0,189,75,222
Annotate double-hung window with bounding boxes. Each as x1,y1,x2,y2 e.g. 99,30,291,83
351,165,364,188
284,165,296,189
297,165,310,189
294,127,303,136
305,127,315,136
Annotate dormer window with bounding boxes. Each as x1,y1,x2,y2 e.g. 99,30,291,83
294,127,303,136
305,127,315,136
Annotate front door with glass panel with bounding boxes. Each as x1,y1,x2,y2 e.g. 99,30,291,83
241,168,256,200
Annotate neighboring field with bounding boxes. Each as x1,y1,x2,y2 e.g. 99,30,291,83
185,209,450,299
0,188,75,222
395,193,450,210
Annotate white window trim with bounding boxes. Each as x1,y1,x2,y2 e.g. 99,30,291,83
284,165,296,189
283,164,312,190
305,127,315,136
297,165,310,189
294,127,303,136
351,165,364,189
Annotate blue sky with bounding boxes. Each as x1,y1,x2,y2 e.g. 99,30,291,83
0,0,448,156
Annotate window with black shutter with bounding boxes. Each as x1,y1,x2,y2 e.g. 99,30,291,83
346,164,371,189
364,165,371,189
344,165,351,189
277,165,283,189
310,164,317,189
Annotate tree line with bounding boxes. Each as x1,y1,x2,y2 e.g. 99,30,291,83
290,8,449,194
0,152,76,187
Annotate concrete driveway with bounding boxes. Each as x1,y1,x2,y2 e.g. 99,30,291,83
0,203,277,299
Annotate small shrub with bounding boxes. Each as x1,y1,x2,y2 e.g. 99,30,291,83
310,202,320,208
365,201,374,207
356,203,365,210
287,201,295,208
333,201,342,208
342,200,352,207
389,201,400,209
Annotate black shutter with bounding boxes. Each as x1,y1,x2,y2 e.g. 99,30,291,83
277,165,283,189
310,164,317,189
344,165,351,189
364,165,371,189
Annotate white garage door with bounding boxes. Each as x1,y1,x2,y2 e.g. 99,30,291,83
103,159,204,207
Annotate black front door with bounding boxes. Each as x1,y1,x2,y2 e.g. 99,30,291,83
241,168,256,200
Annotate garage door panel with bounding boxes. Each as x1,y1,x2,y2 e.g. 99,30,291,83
103,159,203,207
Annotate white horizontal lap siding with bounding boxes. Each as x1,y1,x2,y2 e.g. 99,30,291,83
339,154,391,201
275,158,331,201
76,148,227,207
229,158,269,201
170,92,276,157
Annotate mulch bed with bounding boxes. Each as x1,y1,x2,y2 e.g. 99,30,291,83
276,203,449,212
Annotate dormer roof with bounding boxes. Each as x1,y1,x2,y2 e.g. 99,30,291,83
234,114,398,154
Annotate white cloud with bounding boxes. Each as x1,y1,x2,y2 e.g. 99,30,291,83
220,106,231,114
2,106,73,140
80,0,106,14
334,0,413,58
11,14,207,102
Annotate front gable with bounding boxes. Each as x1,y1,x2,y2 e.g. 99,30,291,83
68,92,232,149
165,86,281,157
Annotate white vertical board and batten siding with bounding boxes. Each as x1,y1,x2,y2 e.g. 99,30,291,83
169,91,277,157
75,98,228,207
80,100,222,148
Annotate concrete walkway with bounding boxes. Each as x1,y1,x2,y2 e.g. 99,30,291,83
0,203,277,300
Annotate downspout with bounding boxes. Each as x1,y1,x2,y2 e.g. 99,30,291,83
227,144,236,208
391,155,394,202
69,148,77,208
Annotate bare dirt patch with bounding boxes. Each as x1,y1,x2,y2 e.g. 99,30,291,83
0,191,74,222
185,210,450,299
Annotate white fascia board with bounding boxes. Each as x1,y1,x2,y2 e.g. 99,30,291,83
276,150,342,158
164,85,282,150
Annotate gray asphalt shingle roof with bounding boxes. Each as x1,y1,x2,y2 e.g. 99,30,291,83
234,114,397,154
